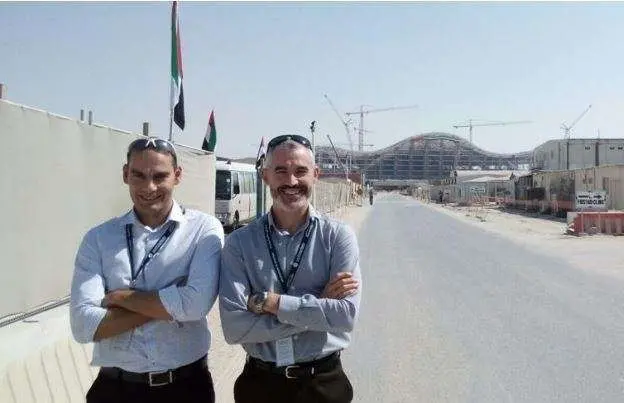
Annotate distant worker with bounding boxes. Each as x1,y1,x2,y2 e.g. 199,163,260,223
369,187,374,205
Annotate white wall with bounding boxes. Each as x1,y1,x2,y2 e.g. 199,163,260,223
0,100,215,319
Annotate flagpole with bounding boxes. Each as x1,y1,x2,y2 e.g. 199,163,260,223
256,137,267,219
168,2,176,142
309,121,317,207
169,83,174,142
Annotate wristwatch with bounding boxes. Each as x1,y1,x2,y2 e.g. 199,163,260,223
249,292,269,314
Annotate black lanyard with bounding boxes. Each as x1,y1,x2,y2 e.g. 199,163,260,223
263,215,316,293
125,220,178,282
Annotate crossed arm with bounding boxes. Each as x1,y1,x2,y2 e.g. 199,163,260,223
70,223,224,343
219,224,362,345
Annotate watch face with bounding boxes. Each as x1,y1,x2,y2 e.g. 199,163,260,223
252,293,264,313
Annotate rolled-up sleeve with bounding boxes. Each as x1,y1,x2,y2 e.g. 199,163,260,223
276,224,361,332
70,229,107,344
159,218,224,322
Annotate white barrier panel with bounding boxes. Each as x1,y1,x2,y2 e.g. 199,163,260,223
0,100,215,319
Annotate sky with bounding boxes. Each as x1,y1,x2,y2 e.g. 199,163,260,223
3,1,624,159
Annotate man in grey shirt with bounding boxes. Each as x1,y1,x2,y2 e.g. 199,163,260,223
219,134,362,403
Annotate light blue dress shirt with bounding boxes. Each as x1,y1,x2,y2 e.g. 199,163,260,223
70,201,224,372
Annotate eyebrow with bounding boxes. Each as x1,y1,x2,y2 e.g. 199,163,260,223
130,169,170,177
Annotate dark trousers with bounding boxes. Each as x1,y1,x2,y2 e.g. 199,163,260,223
234,359,353,403
86,365,215,403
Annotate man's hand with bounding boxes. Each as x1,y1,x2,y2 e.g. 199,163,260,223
101,289,133,309
321,272,359,299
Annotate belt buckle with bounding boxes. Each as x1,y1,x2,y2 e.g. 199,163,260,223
284,365,315,379
148,370,173,387
284,365,300,379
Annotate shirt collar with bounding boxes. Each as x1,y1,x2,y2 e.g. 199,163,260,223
120,200,186,227
267,204,319,235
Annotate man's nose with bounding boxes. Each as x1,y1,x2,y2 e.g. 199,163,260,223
145,179,157,191
285,173,298,186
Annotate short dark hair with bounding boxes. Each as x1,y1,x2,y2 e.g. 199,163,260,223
126,137,178,168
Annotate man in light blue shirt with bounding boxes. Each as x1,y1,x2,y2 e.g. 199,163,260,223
70,137,223,403
219,135,362,403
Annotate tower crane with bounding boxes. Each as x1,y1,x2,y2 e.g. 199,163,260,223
323,94,354,150
452,119,532,144
345,104,418,151
561,104,592,139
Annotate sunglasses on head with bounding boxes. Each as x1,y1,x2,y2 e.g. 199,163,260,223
127,137,178,165
267,135,312,151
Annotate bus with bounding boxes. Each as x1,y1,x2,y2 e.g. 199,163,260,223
215,160,258,229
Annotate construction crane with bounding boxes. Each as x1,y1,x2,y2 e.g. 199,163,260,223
452,119,532,144
326,135,349,179
345,104,418,151
323,94,354,150
561,104,592,139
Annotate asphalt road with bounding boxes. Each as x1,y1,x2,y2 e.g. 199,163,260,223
343,194,624,403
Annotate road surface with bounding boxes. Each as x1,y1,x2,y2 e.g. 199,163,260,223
344,194,624,403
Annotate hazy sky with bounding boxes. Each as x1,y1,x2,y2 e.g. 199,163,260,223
2,2,624,158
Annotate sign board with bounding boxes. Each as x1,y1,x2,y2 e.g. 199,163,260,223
575,190,608,211
470,186,486,194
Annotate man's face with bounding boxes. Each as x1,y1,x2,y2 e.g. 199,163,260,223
123,149,181,217
262,145,319,213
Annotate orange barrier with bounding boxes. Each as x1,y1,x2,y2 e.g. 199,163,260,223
569,212,624,235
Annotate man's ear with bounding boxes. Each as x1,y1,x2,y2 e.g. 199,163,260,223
174,166,182,185
123,164,129,184
313,166,320,180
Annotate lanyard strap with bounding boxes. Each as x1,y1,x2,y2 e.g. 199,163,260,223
263,215,316,293
125,221,178,282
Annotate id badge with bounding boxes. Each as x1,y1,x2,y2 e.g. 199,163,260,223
275,337,295,367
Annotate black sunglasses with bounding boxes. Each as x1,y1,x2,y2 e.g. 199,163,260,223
127,137,178,166
267,134,312,151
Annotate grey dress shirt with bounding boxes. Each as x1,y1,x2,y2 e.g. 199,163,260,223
219,207,361,363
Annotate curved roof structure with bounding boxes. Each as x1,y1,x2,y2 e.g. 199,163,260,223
316,132,532,181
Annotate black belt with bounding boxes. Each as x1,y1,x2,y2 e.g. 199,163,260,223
247,352,340,379
100,355,207,387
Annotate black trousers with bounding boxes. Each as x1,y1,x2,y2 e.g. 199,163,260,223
234,360,353,403
86,366,215,403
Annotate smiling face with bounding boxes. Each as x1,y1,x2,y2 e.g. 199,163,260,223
123,149,181,224
262,141,319,214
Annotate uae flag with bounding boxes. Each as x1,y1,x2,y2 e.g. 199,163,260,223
255,136,267,169
202,110,217,152
171,1,185,131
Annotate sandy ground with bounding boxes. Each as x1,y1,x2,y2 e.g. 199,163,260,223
208,203,372,403
416,197,624,281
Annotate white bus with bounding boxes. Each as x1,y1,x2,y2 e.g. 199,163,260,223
215,160,258,228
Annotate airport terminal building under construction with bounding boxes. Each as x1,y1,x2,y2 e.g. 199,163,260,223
315,133,624,182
